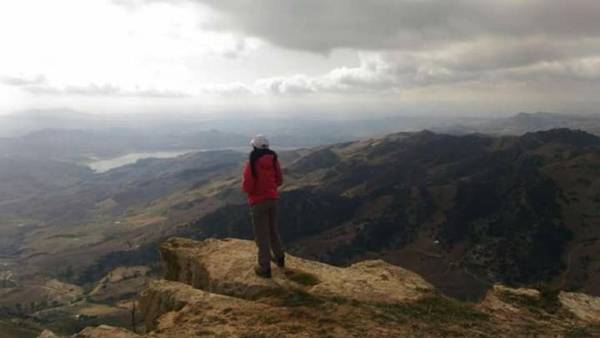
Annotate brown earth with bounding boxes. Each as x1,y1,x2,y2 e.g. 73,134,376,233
75,238,600,337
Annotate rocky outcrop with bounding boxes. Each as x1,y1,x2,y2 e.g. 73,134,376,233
559,291,600,323
37,330,59,338
138,279,268,331
159,237,433,304
136,279,390,337
78,237,600,337
74,325,140,338
89,266,149,302
478,284,541,314
479,284,600,324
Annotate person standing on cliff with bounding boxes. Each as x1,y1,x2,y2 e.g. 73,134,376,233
242,134,285,278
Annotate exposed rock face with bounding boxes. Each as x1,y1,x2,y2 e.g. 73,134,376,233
78,237,600,337
37,329,59,338
476,283,600,335
559,291,600,323
159,237,433,304
138,279,269,332
478,284,536,314
137,279,390,337
42,279,84,304
89,266,149,302
74,325,140,338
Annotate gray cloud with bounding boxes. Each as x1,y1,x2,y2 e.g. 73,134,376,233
205,54,406,96
189,0,600,52
201,82,253,96
97,0,600,110
171,0,600,96
2,75,189,99
206,50,600,97
1,74,46,86
121,1,600,77
26,83,190,98
503,57,600,83
216,37,248,59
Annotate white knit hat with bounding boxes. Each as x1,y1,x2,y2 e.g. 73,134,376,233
250,134,269,148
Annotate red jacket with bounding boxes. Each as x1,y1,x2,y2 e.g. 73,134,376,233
242,154,283,205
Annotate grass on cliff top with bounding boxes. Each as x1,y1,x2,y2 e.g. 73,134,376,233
253,283,489,329
324,291,490,333
283,269,320,286
370,296,489,327
250,287,325,308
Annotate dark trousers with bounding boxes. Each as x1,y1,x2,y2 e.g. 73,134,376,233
251,199,284,271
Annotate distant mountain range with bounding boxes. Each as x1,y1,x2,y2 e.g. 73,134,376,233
0,128,250,162
0,108,473,138
6,127,593,299
175,128,600,299
1,125,599,335
439,112,600,136
2,110,599,166
2,127,599,292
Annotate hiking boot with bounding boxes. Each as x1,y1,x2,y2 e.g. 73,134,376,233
254,265,271,278
271,255,285,268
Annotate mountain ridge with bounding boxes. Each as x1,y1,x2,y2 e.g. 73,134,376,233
176,128,600,299
2,127,599,337
73,237,600,337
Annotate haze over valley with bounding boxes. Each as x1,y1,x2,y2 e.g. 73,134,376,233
1,113,600,336
2,0,600,336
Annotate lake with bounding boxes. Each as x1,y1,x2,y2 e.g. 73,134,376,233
85,150,199,173
84,146,300,173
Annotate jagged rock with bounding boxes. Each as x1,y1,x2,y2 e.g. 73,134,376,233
39,279,84,307
93,266,149,285
37,329,59,338
159,237,433,304
477,284,600,334
492,284,540,298
139,279,265,331
89,266,149,302
478,285,528,314
478,284,544,313
74,325,140,338
137,279,380,337
75,237,600,337
559,291,600,323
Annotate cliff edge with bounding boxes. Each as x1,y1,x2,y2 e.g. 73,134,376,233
73,237,600,337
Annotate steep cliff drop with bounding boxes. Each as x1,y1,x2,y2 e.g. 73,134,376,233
71,237,600,337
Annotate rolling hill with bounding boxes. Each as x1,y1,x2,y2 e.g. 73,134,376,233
442,112,600,136
1,127,599,336
177,128,600,299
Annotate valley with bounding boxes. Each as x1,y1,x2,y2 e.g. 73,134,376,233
0,115,599,336
6,1,600,334
85,150,201,173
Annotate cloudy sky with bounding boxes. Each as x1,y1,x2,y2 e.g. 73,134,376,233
1,0,600,117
